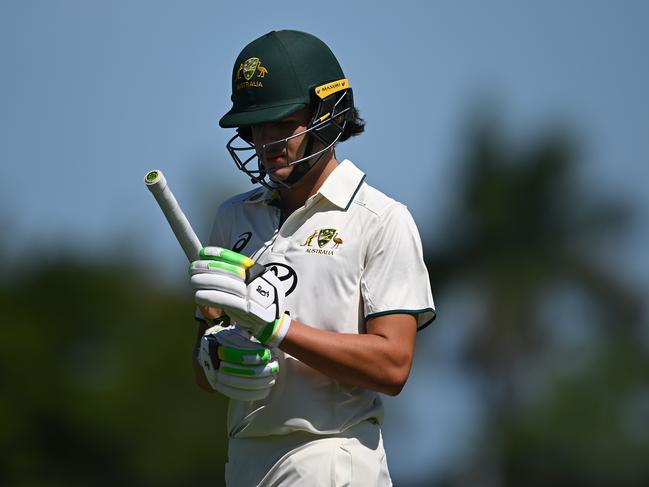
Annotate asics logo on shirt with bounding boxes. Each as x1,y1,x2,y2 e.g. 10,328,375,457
232,232,252,253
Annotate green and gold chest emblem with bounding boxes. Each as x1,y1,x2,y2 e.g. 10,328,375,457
317,228,337,248
301,228,343,254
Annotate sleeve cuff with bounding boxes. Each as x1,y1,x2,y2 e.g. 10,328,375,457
365,307,436,331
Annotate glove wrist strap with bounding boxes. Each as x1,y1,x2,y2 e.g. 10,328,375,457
257,313,292,348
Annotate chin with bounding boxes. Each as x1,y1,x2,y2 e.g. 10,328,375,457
269,168,294,183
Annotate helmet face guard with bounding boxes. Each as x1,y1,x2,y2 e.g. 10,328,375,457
226,88,354,190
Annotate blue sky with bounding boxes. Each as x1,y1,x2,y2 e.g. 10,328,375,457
2,1,647,261
2,0,648,482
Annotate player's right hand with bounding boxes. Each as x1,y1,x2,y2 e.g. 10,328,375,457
189,246,291,348
198,324,279,401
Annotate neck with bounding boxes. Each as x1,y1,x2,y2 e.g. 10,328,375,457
279,151,339,217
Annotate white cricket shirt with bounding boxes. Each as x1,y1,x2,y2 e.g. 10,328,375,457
208,159,435,438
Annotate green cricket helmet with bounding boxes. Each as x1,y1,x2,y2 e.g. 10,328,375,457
219,29,354,189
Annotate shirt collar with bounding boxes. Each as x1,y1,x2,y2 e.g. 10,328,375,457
243,159,365,211
316,159,366,210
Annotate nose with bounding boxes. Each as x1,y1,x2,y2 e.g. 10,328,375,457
252,126,287,157
251,124,277,147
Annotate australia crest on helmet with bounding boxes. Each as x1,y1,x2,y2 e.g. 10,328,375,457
236,57,269,81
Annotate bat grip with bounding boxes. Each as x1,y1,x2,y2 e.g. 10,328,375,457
144,169,202,262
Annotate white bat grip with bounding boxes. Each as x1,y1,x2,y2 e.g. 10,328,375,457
144,170,202,262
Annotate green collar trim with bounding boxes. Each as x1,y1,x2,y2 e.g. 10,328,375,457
344,174,365,211
317,159,366,210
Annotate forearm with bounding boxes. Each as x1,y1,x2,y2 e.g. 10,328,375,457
279,316,415,396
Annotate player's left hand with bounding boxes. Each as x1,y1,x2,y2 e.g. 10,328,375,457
198,323,280,401
189,246,292,348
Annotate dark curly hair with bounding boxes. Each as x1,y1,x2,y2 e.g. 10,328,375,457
339,106,365,142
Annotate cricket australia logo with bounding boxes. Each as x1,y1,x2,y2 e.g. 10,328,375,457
235,57,268,90
301,228,343,255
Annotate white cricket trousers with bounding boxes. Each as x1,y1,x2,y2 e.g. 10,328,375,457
225,420,392,486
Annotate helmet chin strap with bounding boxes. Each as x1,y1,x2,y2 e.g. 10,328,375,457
271,133,327,189
283,134,318,186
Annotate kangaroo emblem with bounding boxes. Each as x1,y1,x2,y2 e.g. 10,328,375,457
302,230,317,246
236,58,269,80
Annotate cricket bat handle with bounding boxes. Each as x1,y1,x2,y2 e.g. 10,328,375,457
143,169,266,282
144,169,202,262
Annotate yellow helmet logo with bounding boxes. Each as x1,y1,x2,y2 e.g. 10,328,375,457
314,78,348,100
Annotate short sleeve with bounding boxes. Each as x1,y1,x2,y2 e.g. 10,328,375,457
360,203,435,330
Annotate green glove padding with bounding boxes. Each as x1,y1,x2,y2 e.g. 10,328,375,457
198,324,279,401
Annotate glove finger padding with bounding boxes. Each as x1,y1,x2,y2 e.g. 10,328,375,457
215,360,279,400
190,246,292,347
198,325,279,401
190,266,246,293
218,364,278,389
191,266,285,326
208,326,272,365
191,266,248,312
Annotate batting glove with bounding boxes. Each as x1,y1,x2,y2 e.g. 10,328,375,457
197,322,280,401
189,247,292,348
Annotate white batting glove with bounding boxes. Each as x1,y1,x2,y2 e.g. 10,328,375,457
198,323,279,401
189,247,292,348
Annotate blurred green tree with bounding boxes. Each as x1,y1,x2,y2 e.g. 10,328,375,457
0,256,230,486
425,112,649,486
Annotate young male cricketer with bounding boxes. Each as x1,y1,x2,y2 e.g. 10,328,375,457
190,30,435,486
